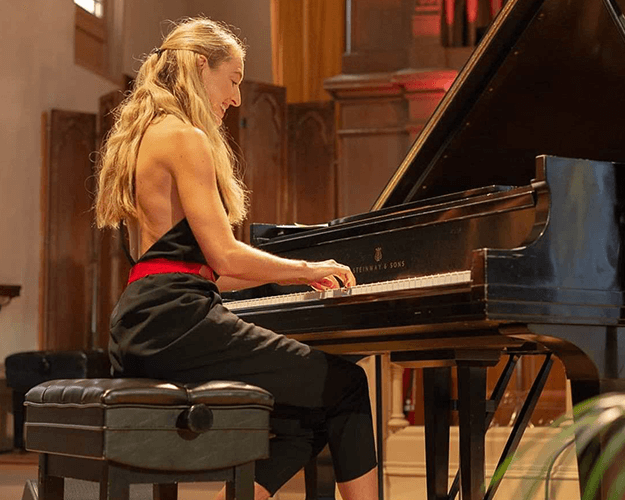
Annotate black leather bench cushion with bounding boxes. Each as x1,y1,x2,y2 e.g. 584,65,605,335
24,378,274,471
25,378,274,407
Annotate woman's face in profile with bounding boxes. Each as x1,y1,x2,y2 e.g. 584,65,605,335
201,54,244,124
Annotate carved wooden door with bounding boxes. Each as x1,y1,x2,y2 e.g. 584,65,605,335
41,109,97,350
93,90,132,349
287,101,337,224
224,81,289,243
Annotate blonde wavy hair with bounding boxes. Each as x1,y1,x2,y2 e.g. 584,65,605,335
95,17,248,229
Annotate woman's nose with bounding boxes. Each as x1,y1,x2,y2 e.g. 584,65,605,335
232,87,241,107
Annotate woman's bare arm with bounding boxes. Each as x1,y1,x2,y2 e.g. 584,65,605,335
214,276,266,292
162,125,355,290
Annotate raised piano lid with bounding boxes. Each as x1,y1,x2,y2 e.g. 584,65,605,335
373,0,625,209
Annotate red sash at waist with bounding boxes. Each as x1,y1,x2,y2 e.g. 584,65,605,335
127,258,215,284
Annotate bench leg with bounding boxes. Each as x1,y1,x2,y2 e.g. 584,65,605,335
100,466,129,500
227,462,255,500
38,455,63,500
12,390,26,450
100,480,129,500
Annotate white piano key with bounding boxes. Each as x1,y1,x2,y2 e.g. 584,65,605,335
226,270,471,312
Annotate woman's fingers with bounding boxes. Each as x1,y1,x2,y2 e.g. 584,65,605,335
342,268,356,288
331,265,356,288
325,260,356,288
311,276,339,291
306,260,356,291
309,269,356,291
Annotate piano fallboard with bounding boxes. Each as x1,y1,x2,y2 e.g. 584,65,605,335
252,184,538,286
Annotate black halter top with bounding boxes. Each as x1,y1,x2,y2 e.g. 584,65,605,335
135,218,207,265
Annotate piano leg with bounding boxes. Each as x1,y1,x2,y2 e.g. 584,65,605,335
422,364,489,500
375,354,385,500
456,365,487,500
398,349,500,500
419,349,552,500
448,354,520,500
423,367,452,500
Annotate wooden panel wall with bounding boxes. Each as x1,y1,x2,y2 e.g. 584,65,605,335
343,0,411,73
324,78,412,217
225,81,289,243
226,84,338,236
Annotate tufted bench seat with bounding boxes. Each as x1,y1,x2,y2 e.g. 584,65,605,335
22,378,274,500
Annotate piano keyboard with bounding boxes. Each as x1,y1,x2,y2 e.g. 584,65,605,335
226,270,471,312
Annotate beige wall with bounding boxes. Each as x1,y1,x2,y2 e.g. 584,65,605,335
189,0,273,83
123,0,273,83
0,0,119,363
122,0,191,77
0,0,272,364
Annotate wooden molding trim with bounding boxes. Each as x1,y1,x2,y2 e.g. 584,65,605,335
393,69,458,92
325,72,403,99
338,127,409,137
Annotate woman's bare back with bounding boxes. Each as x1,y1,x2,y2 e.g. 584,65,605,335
133,115,191,259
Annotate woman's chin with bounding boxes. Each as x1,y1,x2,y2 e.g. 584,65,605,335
210,108,224,125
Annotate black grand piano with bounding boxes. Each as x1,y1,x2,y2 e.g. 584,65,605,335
224,0,625,498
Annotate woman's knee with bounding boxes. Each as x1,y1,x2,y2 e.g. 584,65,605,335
340,358,369,394
352,362,368,386
323,357,371,410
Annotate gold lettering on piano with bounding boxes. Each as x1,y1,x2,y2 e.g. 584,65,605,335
353,260,406,274
353,247,405,274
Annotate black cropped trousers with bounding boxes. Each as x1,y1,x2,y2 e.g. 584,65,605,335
111,297,377,495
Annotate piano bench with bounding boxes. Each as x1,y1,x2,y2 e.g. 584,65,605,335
22,378,274,500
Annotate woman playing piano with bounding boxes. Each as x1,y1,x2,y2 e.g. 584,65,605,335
94,17,378,500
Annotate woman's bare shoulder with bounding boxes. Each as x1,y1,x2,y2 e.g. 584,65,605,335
139,115,212,185
144,114,206,149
